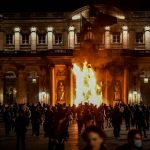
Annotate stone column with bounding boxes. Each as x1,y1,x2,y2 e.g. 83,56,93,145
17,70,26,104
30,27,37,51
64,30,68,49
144,26,150,49
0,73,3,104
47,27,53,49
14,27,20,51
122,26,128,49
70,68,74,106
0,31,4,50
49,65,55,106
129,29,135,49
68,26,75,49
123,68,129,104
104,69,108,105
65,65,72,106
104,26,110,49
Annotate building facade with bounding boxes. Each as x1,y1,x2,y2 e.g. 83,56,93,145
0,4,150,105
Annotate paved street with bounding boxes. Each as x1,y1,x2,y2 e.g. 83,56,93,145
0,120,150,150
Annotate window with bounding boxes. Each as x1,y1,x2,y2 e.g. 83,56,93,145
136,32,143,44
6,34,13,45
76,33,81,44
55,33,63,44
38,34,46,44
22,34,29,44
112,32,120,43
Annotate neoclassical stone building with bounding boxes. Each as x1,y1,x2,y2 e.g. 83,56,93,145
0,4,150,105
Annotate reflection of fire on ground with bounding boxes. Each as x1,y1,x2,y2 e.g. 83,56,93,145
73,61,103,106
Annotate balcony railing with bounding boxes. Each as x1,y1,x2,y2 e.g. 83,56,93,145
0,49,73,57
97,49,150,57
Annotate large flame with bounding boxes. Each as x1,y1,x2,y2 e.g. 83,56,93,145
73,61,103,106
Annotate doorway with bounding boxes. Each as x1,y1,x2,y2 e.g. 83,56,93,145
4,71,17,104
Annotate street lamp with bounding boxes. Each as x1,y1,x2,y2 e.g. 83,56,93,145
144,77,149,83
32,78,37,83
143,71,149,83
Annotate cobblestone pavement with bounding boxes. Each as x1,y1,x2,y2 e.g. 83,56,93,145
0,120,150,150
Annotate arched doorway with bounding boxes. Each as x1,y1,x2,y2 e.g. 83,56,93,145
4,71,17,104
26,71,39,104
140,71,150,104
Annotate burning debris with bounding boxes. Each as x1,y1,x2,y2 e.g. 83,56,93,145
73,61,103,106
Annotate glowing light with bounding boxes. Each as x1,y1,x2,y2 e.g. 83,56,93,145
32,78,37,83
144,77,149,83
73,61,103,106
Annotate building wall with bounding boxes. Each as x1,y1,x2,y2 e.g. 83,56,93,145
0,9,150,105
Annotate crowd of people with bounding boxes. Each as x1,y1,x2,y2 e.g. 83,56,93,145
0,102,149,150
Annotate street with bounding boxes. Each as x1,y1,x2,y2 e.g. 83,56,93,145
0,120,150,150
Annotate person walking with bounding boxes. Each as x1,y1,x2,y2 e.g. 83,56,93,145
112,107,122,138
15,110,28,150
3,107,12,136
135,107,147,138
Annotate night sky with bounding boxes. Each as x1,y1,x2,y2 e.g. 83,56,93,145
0,0,150,12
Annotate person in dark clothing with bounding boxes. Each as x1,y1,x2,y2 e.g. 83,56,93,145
145,106,149,130
3,107,11,136
48,110,68,150
31,107,41,137
82,125,107,150
123,106,131,130
112,107,122,138
77,111,84,134
135,107,147,138
95,111,104,130
15,111,27,150
116,129,143,150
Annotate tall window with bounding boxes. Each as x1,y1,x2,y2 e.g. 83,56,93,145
22,34,29,44
112,32,120,43
38,34,46,44
6,34,13,45
136,32,144,44
76,33,81,44
55,33,63,45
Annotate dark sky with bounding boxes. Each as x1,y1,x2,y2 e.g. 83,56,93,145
0,0,150,12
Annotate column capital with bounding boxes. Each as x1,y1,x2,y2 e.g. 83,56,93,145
47,27,53,32
14,27,20,32
105,26,110,31
69,26,75,31
145,26,150,31
122,26,128,31
31,27,37,32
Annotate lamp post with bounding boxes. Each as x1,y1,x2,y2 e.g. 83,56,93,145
144,71,149,83
144,77,149,83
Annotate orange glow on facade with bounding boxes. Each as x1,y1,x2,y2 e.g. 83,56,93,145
73,61,103,106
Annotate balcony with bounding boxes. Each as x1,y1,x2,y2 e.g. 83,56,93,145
97,49,150,57
0,49,73,57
